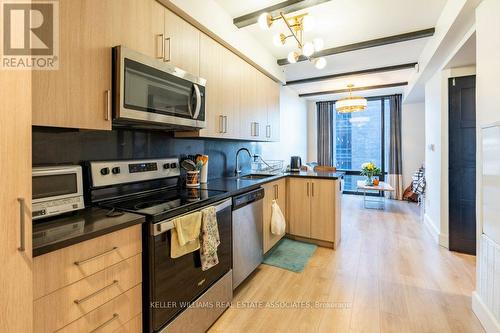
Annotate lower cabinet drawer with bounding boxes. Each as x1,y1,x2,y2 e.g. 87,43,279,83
113,313,143,333
34,254,142,333
34,224,142,299
57,285,142,333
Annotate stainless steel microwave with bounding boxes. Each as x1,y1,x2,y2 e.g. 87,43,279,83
113,45,206,129
32,166,85,220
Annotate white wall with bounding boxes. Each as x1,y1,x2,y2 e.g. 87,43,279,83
473,1,500,331
401,102,426,188
307,101,317,163
261,86,308,165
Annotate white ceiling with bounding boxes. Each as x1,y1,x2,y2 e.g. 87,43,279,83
215,0,448,100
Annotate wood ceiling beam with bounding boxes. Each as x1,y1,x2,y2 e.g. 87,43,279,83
278,28,435,65
285,62,417,85
298,82,408,97
233,0,331,28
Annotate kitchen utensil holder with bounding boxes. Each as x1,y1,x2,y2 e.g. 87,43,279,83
186,171,200,188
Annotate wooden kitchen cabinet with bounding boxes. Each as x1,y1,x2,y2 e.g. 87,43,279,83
163,7,200,76
288,178,311,238
0,72,32,332
33,0,113,130
266,78,281,142
287,177,341,248
262,179,287,253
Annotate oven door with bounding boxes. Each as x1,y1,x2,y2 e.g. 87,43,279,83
113,45,206,129
149,198,232,332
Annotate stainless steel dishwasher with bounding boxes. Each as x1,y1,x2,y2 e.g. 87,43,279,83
232,187,264,289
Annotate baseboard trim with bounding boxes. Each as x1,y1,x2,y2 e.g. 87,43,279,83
423,213,440,242
472,291,500,333
439,233,449,248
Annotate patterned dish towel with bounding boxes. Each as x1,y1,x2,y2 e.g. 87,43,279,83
170,211,202,259
199,206,220,271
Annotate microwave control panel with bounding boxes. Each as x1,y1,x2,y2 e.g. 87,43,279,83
90,158,180,188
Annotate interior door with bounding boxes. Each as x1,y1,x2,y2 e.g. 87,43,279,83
448,75,476,255
0,71,33,332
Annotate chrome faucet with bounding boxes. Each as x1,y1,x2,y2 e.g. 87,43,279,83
234,148,253,176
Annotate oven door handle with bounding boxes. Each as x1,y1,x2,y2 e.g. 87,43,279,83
152,198,232,236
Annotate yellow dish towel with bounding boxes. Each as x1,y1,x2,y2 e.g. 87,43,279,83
170,211,202,259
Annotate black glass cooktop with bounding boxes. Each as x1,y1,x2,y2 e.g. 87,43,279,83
100,187,228,222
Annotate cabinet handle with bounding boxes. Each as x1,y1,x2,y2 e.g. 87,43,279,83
74,280,119,304
74,246,118,266
90,313,119,333
155,34,164,59
105,90,111,121
164,37,171,62
306,183,309,196
311,182,315,197
224,116,228,133
219,115,224,133
251,122,255,136
255,122,260,136
17,198,25,252
266,125,271,138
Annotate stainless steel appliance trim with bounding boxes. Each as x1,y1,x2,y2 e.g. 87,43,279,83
158,270,233,333
114,45,206,128
89,313,119,333
17,198,25,252
32,165,84,204
153,198,232,236
74,247,118,266
192,84,201,119
74,280,119,304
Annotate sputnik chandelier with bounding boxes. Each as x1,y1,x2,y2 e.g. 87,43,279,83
257,12,327,69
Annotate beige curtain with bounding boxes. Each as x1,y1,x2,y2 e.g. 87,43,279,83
387,95,403,200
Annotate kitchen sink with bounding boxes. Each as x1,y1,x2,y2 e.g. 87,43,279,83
240,174,275,180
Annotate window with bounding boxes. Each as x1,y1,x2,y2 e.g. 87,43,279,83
334,97,388,193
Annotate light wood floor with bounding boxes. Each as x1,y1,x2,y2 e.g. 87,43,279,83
210,194,484,333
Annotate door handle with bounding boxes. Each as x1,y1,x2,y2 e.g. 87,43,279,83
17,198,25,252
306,183,309,197
74,247,118,266
219,115,224,133
274,184,278,200
311,182,314,197
164,37,171,62
224,116,228,133
74,280,119,304
105,90,111,121
266,125,271,138
90,313,119,333
155,34,164,59
192,84,202,120
255,122,260,136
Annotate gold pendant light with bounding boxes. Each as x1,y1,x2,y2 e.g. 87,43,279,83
335,84,368,113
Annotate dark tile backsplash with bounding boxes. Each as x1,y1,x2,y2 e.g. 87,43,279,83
32,127,262,180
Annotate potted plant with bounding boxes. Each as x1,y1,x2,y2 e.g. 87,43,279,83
360,162,381,186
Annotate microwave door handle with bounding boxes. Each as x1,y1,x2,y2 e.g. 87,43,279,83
192,84,201,119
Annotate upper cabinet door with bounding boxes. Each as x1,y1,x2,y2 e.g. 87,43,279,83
267,78,280,142
32,0,112,130
239,60,257,140
199,33,223,137
111,0,164,59
0,71,33,333
221,47,240,138
163,8,200,76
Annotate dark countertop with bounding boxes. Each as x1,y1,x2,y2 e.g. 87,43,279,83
32,207,145,257
204,171,343,196
32,171,341,256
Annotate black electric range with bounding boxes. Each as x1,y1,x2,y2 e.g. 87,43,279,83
87,158,233,333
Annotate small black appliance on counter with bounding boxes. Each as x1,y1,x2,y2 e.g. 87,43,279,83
290,156,302,172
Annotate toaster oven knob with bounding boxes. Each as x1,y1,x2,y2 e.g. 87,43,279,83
100,167,110,175
112,167,121,174
163,163,170,169
170,162,177,169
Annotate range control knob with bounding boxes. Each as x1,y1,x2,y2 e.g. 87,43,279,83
163,163,170,169
111,167,121,174
170,162,177,169
100,167,110,175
